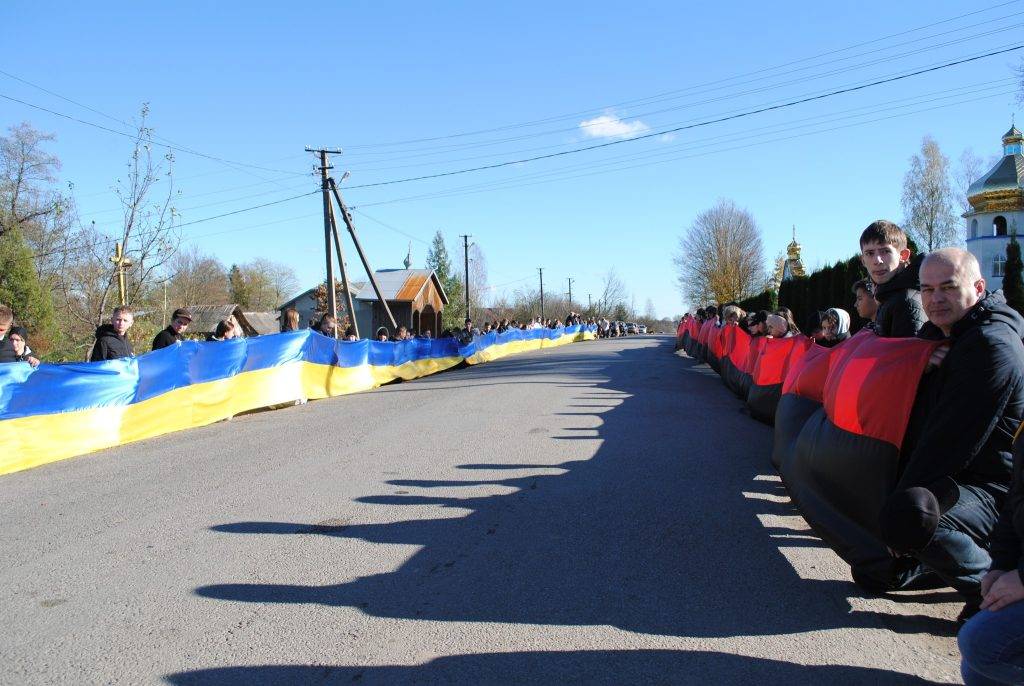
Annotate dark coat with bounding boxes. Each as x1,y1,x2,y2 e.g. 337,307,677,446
0,336,17,363
873,256,927,338
896,291,1024,507
990,438,1024,577
90,324,134,361
151,326,182,351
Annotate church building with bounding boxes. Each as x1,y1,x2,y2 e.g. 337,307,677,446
964,125,1024,291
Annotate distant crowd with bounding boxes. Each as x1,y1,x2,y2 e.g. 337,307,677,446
0,305,598,368
677,220,1024,685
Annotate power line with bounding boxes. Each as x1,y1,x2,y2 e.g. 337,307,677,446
350,85,1015,211
0,91,308,176
30,191,318,261
346,72,1017,176
343,44,1024,191
340,0,1021,150
339,16,1022,163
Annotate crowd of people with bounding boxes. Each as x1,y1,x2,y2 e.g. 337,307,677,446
0,304,598,367
678,220,1024,685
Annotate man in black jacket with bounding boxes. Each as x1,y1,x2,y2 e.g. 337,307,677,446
152,308,192,351
90,306,135,361
859,220,927,337
879,248,1022,618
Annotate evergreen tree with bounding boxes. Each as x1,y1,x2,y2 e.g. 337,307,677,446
425,230,464,329
228,264,250,307
1003,232,1024,316
0,226,58,353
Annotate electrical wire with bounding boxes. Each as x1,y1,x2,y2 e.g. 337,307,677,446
341,45,1024,191
340,0,1022,150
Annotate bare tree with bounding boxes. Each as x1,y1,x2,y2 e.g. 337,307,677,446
167,246,229,307
229,258,299,310
53,105,179,347
598,268,628,315
467,243,488,312
673,198,765,307
901,135,959,252
0,122,75,284
955,148,985,218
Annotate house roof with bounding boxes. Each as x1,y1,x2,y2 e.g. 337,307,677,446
184,305,260,336
243,311,281,335
356,269,449,305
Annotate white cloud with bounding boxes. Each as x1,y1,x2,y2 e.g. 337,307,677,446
659,132,677,143
579,113,650,140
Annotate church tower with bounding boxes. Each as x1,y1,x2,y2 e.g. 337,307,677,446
964,123,1024,291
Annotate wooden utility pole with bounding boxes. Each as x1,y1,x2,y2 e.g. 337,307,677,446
460,234,472,321
327,177,398,330
588,293,592,310
566,276,574,307
538,267,545,321
111,242,132,307
327,200,359,338
306,146,341,336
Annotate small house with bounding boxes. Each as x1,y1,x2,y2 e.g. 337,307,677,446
355,269,449,337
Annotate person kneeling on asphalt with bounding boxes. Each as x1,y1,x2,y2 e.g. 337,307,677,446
878,248,1022,622
958,431,1024,685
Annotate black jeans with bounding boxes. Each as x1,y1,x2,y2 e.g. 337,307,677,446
897,484,1001,598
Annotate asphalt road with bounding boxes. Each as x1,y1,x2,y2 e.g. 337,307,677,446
0,335,962,685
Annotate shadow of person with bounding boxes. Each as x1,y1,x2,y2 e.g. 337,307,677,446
195,341,956,640
165,649,945,685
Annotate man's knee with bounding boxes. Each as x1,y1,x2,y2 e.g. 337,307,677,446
879,487,942,553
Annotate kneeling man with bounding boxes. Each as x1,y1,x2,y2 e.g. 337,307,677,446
880,248,1023,618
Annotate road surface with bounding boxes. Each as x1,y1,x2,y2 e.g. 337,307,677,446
0,335,961,684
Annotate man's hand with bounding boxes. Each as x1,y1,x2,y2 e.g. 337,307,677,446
980,570,1024,612
26,355,40,368
927,343,950,371
981,569,1007,598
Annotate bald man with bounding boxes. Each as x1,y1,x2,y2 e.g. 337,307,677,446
877,248,1023,621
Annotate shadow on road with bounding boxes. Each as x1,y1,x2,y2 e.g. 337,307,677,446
166,649,943,685
190,337,955,681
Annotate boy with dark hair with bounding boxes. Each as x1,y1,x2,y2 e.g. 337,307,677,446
859,220,926,337
852,278,879,331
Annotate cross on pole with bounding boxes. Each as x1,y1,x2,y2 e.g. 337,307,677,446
111,242,133,307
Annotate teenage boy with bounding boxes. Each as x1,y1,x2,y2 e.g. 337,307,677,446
859,220,926,337
152,308,192,350
0,305,40,366
852,279,879,331
90,306,135,361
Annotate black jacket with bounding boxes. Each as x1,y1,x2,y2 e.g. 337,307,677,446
873,256,927,338
90,324,134,361
990,438,1024,577
151,326,182,351
897,291,1024,505
0,336,17,363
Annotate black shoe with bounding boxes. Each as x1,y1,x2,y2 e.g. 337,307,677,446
956,597,982,626
852,569,891,595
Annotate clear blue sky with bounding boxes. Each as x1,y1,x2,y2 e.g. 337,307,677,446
2,0,1021,318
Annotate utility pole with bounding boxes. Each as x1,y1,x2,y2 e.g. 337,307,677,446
327,200,359,338
327,177,398,330
460,234,472,321
588,293,592,311
111,242,132,307
566,276,574,307
307,146,341,335
538,267,545,321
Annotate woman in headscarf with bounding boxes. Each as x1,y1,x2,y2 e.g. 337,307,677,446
819,307,851,347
